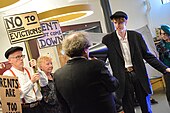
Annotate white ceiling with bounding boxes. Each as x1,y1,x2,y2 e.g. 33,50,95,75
0,0,91,15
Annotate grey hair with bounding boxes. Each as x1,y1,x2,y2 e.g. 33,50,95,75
62,32,91,57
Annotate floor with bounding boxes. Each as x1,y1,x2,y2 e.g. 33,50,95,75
135,89,170,113
0,89,169,113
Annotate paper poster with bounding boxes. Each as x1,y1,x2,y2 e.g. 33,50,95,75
3,11,44,44
0,75,22,113
37,20,64,48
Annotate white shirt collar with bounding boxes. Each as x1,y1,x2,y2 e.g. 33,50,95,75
116,30,127,41
11,66,24,74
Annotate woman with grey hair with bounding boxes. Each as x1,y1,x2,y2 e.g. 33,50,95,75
53,31,119,113
37,56,62,113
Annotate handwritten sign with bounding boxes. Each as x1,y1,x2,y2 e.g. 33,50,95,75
3,11,44,44
0,75,22,113
37,20,64,48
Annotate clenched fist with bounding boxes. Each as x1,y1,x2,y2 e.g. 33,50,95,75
31,73,40,83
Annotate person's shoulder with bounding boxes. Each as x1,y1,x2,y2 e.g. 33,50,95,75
128,30,140,34
53,67,63,76
128,30,143,38
24,67,34,73
88,59,105,67
3,69,12,76
103,32,115,38
24,67,32,71
87,59,107,71
102,32,115,43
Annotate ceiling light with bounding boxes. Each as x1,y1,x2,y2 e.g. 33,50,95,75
38,4,93,23
0,0,31,12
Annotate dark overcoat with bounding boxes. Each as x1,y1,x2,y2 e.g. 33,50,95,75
54,57,119,113
102,30,167,99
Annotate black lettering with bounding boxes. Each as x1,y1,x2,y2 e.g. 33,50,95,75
7,102,11,111
41,22,53,31
9,33,15,40
20,30,26,37
0,78,19,88
6,102,17,111
15,79,19,88
50,30,62,36
52,21,58,29
8,27,42,39
0,78,2,87
41,23,46,31
46,22,53,30
11,103,17,111
38,27,42,33
6,89,16,97
3,78,7,88
13,32,19,39
4,17,15,29
39,39,46,48
25,15,35,22
14,17,22,27
30,15,35,21
56,35,64,44
46,38,52,46
7,78,14,88
44,32,49,37
51,37,58,45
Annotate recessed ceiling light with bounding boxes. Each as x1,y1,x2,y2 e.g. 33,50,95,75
0,0,31,12
38,4,93,23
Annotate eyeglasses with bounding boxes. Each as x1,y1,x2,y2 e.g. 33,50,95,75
9,55,25,60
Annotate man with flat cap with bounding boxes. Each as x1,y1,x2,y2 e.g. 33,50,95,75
102,11,170,113
3,46,43,113
156,24,170,106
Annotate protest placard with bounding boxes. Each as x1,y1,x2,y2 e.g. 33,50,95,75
3,11,44,44
37,20,64,48
0,75,22,113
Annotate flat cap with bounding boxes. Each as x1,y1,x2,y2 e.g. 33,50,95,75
110,11,128,20
161,24,170,36
5,46,23,59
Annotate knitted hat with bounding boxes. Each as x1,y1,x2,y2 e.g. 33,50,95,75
161,24,170,36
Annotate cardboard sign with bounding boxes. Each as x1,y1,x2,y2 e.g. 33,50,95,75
37,20,64,48
3,11,44,44
0,75,22,113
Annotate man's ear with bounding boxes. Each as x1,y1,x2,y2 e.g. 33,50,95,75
125,20,128,25
83,48,89,59
84,48,88,54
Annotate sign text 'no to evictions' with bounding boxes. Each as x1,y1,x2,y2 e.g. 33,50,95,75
3,11,44,44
